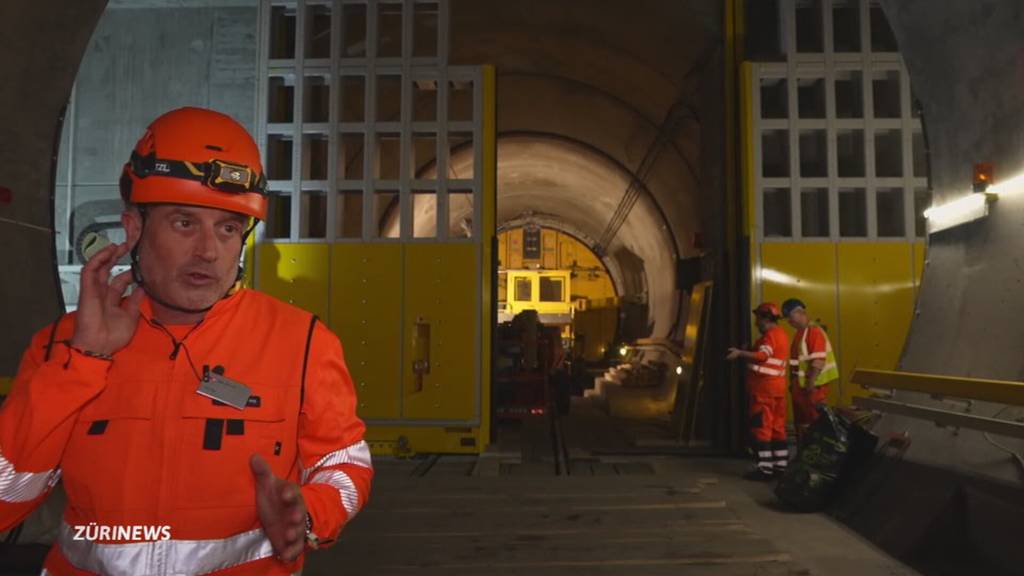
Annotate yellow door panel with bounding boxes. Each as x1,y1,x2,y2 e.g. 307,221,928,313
558,234,575,269
256,64,493,454
330,243,403,420
497,231,508,269
507,228,523,269
836,243,916,407
402,243,479,421
541,229,558,269
759,242,839,338
256,243,330,321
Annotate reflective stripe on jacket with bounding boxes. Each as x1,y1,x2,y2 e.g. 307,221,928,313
789,324,839,388
747,326,790,392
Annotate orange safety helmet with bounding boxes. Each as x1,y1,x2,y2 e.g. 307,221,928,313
120,107,267,220
753,302,782,320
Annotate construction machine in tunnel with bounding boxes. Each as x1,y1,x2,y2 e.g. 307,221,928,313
3,0,1024,574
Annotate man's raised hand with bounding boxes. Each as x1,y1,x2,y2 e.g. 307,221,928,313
68,242,145,356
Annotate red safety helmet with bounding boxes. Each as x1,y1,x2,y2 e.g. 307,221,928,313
753,302,782,320
120,107,267,220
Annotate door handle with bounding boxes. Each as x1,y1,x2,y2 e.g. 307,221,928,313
411,318,431,392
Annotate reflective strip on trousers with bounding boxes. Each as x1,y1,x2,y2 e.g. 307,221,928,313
774,449,789,467
57,521,274,576
0,445,61,503
300,440,374,484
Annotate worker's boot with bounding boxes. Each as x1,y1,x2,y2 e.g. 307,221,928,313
744,442,775,481
772,440,789,476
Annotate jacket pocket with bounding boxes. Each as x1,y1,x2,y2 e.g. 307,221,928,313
64,380,158,516
176,385,299,510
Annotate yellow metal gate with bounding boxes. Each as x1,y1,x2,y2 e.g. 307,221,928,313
253,0,494,454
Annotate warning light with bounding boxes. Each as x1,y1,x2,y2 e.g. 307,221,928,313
974,163,994,193
619,346,629,357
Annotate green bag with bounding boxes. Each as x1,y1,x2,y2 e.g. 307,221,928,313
775,406,852,512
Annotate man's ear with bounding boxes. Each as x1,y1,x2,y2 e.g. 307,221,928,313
122,207,143,249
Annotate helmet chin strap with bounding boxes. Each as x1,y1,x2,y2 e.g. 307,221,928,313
130,207,250,316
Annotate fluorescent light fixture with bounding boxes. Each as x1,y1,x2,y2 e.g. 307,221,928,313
985,171,1024,195
924,193,988,234
923,171,1024,234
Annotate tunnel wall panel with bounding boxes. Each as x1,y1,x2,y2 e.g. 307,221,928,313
759,241,921,408
835,242,917,408
330,243,403,420
255,243,330,322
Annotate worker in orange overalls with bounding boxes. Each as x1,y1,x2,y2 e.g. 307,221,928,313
782,298,839,446
727,302,790,480
0,107,373,575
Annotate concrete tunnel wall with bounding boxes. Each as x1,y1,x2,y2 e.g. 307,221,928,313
828,2,1024,571
0,0,109,376
880,0,1024,491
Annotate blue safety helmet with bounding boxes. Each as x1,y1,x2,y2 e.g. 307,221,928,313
781,298,806,318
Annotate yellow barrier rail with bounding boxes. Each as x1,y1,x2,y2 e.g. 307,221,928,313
852,368,1024,407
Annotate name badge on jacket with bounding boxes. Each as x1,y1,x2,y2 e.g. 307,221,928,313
197,370,252,410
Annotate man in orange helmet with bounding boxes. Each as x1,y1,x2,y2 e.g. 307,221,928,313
727,302,790,480
0,107,373,575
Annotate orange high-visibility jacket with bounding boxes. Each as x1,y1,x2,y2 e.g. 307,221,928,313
0,289,373,575
746,325,790,396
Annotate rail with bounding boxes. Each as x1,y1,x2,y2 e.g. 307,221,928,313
851,369,1024,439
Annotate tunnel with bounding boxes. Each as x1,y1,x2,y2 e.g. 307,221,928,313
2,0,1024,574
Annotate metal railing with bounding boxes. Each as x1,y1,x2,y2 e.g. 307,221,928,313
852,368,1024,439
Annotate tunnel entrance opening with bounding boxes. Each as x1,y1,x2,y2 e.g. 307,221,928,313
482,135,709,474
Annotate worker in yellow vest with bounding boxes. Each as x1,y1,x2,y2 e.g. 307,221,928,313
782,299,839,445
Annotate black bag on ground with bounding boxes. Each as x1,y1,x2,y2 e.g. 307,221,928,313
775,406,853,512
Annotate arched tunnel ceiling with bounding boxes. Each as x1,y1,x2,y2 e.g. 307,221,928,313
390,135,678,335
451,0,720,258
450,0,723,338
491,74,702,247
488,136,676,333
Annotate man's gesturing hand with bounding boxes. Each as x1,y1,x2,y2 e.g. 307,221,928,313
251,454,307,563
69,242,145,356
